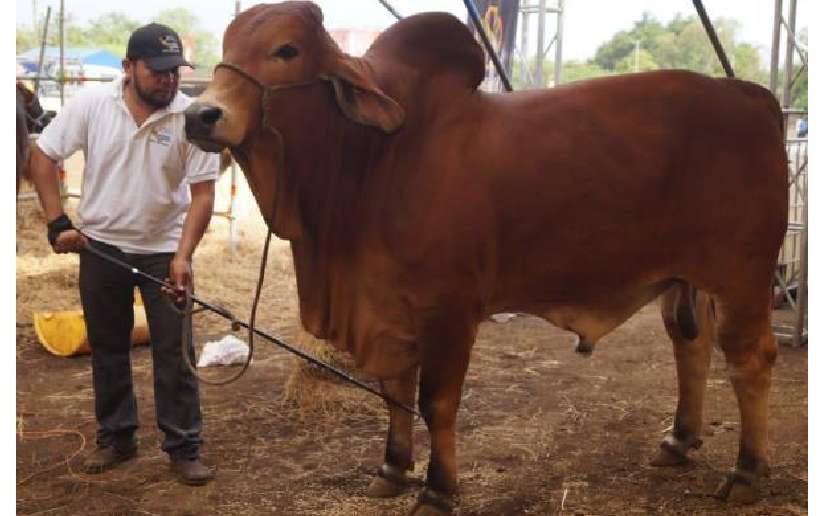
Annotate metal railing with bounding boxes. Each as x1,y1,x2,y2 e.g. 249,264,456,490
773,108,807,347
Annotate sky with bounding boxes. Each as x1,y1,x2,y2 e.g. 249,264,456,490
15,0,810,64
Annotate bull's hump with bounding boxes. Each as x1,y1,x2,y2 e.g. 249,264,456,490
365,12,485,92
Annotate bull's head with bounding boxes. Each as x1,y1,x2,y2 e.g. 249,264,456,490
184,1,404,152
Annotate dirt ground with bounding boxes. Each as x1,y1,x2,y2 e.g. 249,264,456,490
16,192,807,515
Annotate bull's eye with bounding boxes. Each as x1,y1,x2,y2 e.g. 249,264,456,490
272,44,299,60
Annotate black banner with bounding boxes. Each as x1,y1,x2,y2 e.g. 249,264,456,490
467,0,519,92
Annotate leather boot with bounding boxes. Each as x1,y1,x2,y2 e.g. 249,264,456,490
170,456,214,485
81,445,137,474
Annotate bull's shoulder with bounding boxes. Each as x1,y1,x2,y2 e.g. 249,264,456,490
365,12,484,92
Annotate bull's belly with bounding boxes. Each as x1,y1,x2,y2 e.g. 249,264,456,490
503,280,672,344
539,305,639,343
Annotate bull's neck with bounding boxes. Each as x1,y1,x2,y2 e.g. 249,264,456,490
283,100,378,248
241,88,383,338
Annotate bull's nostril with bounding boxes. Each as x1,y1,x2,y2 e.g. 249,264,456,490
199,106,223,125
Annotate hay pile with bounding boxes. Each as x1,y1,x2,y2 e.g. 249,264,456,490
282,326,383,418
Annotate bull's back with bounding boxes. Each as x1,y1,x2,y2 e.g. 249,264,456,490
414,70,788,306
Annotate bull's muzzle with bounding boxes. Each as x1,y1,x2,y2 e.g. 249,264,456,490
184,103,226,152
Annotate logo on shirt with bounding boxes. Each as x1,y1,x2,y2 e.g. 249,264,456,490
150,129,172,146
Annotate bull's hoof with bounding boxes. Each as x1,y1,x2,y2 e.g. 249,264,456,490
650,436,701,467
366,464,410,498
714,466,768,505
650,446,689,467
408,489,456,516
366,475,407,498
574,335,594,355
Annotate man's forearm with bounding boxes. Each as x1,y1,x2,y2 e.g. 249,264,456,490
176,182,215,260
29,145,65,221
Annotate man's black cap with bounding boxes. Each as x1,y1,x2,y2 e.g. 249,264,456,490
126,23,193,71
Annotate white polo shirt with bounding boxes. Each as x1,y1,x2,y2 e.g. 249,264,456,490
37,77,220,254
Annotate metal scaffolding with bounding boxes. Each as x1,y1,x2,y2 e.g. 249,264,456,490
769,0,808,347
516,0,564,88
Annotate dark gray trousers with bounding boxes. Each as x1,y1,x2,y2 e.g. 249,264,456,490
79,238,203,459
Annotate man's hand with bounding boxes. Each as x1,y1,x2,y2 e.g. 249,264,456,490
163,255,193,307
53,229,89,254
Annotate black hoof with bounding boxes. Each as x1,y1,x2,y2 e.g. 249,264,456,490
714,470,761,504
366,464,412,498
650,437,701,467
409,488,456,515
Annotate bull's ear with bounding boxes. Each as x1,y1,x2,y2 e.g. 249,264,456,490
326,57,405,133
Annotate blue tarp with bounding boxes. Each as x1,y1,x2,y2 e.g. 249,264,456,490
18,47,121,69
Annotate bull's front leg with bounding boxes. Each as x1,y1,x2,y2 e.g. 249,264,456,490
366,366,419,498
411,315,475,516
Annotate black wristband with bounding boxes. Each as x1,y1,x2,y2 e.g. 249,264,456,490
47,214,75,247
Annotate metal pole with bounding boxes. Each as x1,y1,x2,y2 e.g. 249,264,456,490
34,6,51,95
520,4,529,86
782,0,798,108
59,0,64,107
554,0,564,86
794,147,807,347
81,242,420,417
769,0,782,95
691,0,735,78
377,0,403,21
535,0,546,87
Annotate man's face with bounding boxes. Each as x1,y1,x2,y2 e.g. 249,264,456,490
126,59,180,109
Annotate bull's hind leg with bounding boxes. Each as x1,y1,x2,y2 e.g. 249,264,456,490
366,367,418,498
652,283,715,466
713,291,777,504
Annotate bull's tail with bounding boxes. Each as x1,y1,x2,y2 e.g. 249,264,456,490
662,281,700,341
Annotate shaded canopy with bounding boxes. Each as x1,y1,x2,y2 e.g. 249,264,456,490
18,47,121,69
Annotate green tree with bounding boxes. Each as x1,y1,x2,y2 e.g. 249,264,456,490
16,28,39,54
615,48,658,74
83,12,141,56
18,7,219,77
561,61,612,84
592,12,667,70
589,13,768,86
16,11,138,55
153,8,220,77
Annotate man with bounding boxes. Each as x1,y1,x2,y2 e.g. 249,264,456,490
28,23,219,485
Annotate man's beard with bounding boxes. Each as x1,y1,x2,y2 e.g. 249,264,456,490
132,74,176,109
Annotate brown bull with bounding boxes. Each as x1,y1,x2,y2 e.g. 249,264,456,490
185,2,788,513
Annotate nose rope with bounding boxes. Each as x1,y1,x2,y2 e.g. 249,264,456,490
213,62,325,132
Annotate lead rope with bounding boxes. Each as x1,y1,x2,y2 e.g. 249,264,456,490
80,242,419,415
174,62,421,416
176,62,303,385
175,60,286,385
178,231,272,385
